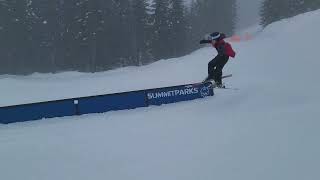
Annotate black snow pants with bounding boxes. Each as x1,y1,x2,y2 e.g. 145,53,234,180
207,55,229,84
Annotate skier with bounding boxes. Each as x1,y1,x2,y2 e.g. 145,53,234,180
200,32,236,88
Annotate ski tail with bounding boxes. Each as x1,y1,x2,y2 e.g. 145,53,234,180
202,74,232,83
222,74,232,79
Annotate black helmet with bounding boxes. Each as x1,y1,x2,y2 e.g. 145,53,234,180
210,32,221,40
210,32,226,40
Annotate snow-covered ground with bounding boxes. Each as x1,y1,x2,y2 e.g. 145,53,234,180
1,10,320,180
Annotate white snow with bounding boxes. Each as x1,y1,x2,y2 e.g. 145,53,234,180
1,10,320,180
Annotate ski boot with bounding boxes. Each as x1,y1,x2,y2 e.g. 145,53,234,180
214,82,225,88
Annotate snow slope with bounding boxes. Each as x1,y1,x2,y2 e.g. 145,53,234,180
1,10,320,180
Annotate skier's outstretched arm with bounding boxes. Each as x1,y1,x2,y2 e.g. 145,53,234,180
200,40,212,44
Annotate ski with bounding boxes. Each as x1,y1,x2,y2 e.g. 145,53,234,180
214,86,240,90
192,74,234,88
222,74,233,79
202,74,232,83
206,82,239,90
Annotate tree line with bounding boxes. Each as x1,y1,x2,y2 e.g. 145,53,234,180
1,0,320,75
0,0,236,75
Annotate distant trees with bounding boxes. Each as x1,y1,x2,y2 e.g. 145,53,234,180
0,0,237,75
0,0,33,74
191,0,236,37
187,0,236,52
151,0,189,59
131,0,150,65
260,0,320,27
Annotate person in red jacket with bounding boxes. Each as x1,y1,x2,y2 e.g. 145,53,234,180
200,32,236,87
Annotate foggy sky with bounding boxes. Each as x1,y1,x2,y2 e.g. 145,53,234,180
236,0,264,30
184,0,263,30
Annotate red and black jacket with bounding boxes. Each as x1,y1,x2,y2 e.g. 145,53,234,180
200,39,236,58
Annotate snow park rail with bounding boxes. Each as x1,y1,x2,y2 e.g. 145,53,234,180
0,82,214,124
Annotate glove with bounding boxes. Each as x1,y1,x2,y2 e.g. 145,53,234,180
200,40,211,44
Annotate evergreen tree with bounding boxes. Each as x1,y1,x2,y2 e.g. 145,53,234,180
0,0,33,74
187,0,236,51
60,0,105,71
186,0,202,52
28,0,62,72
168,0,188,57
152,0,171,59
0,0,13,73
195,0,236,37
131,0,151,65
107,0,133,67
